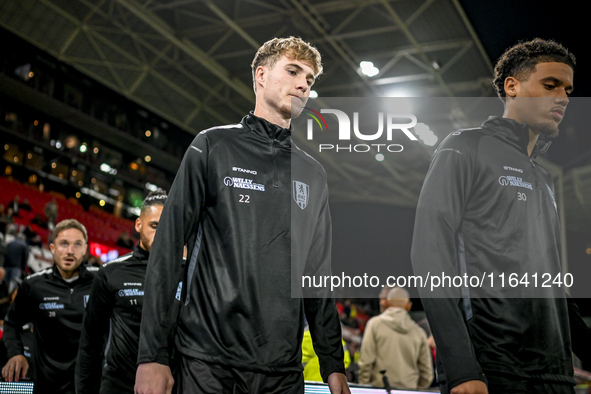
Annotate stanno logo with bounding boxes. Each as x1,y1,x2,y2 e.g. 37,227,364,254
293,181,309,210
503,166,523,173
83,295,89,308
232,167,258,175
498,176,532,190
224,177,265,192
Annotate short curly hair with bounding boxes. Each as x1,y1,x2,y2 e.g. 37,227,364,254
492,38,575,99
251,36,323,93
141,188,167,215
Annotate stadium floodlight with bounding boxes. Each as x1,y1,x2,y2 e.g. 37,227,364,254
359,61,379,77
145,182,158,192
414,123,438,147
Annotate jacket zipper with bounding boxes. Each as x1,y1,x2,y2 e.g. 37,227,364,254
272,139,279,188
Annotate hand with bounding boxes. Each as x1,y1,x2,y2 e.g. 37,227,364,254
2,355,29,382
450,380,488,394
327,372,351,394
135,362,174,394
427,334,436,349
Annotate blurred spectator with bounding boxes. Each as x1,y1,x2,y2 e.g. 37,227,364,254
379,286,395,313
116,231,134,249
27,242,53,273
85,255,101,268
340,300,357,328
22,225,42,247
358,288,433,390
44,198,59,228
4,208,15,227
0,232,6,267
354,306,370,334
0,205,9,236
0,268,11,321
341,325,362,382
8,196,19,217
4,231,29,294
31,213,48,229
4,224,17,244
414,316,437,388
302,324,351,382
19,199,31,212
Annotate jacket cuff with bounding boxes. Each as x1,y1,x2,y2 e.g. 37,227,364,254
321,365,346,383
137,349,170,367
446,372,487,391
6,346,24,360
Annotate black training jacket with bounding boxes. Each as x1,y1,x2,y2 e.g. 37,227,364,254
75,245,150,394
3,264,97,394
412,116,591,391
138,112,345,382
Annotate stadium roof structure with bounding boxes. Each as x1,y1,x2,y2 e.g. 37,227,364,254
1,0,590,240
0,0,494,134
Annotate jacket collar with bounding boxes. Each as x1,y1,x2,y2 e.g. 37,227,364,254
52,263,91,281
482,116,552,158
241,112,291,148
132,244,150,262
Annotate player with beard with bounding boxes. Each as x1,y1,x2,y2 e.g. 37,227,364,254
2,219,97,394
412,38,591,394
75,189,169,393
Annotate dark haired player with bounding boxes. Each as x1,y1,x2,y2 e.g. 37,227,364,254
2,219,97,394
75,189,169,393
412,38,591,394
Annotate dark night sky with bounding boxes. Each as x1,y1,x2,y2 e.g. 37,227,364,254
458,0,591,163
459,0,589,96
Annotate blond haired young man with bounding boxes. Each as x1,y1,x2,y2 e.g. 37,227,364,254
136,37,349,394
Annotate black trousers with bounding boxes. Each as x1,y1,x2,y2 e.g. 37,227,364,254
487,376,575,394
440,377,575,394
177,356,305,394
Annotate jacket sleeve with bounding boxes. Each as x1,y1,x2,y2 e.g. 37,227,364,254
303,180,346,382
411,133,485,389
417,333,434,389
75,268,113,394
357,318,376,385
3,280,32,359
567,295,591,367
138,133,209,366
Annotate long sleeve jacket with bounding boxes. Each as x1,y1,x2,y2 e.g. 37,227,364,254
138,113,345,382
4,264,96,394
76,245,150,394
411,116,591,390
